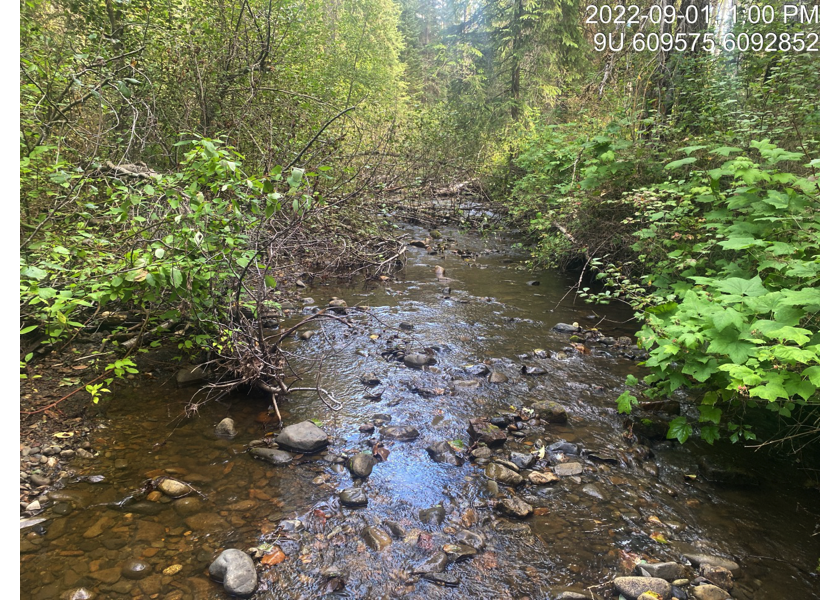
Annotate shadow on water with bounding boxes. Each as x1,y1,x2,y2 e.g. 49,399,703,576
20,225,819,600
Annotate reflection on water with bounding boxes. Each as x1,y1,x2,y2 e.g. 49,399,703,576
20,225,819,600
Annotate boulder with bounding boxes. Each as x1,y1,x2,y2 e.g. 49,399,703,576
552,323,580,334
209,549,258,597
275,421,329,453
176,365,206,386
488,371,508,383
419,505,446,525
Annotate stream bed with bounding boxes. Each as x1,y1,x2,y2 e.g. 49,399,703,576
20,224,819,600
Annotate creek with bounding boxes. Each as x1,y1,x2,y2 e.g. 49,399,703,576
20,224,819,600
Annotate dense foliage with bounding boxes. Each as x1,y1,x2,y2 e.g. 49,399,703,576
21,0,820,448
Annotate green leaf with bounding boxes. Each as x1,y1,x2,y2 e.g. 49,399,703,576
154,248,165,259
700,424,720,444
171,267,183,288
667,417,692,444
20,325,38,334
706,328,755,364
698,405,722,424
625,374,638,386
616,391,637,414
712,276,767,297
665,157,697,170
678,145,708,156
265,275,277,288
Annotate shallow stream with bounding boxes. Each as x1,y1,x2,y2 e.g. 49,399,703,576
20,225,819,600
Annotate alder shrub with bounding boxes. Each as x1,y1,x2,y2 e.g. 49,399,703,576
597,141,819,445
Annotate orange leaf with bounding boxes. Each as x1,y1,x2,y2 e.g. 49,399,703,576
533,507,550,516
262,549,286,565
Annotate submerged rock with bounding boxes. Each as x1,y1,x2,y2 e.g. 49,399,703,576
361,526,392,551
682,552,741,577
209,549,258,597
531,401,568,424
443,543,478,562
157,478,191,498
380,425,419,441
275,421,329,453
636,561,684,581
404,353,433,368
248,448,294,466
338,488,368,508
419,505,446,525
488,371,508,383
176,365,206,386
121,559,152,580
214,418,237,438
692,585,731,600
552,323,580,334
412,551,449,574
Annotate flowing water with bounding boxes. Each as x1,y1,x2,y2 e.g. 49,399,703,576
20,224,819,600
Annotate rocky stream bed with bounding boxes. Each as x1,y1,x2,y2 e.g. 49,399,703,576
20,225,819,600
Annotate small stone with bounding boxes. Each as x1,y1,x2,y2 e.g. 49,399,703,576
215,418,237,438
404,353,433,368
121,559,152,580
552,323,580,334
360,373,381,386
700,564,735,591
509,452,536,470
455,529,485,550
528,471,560,484
413,551,449,574
613,576,672,599
531,400,568,423
554,462,583,477
425,441,464,466
636,561,684,581
158,478,191,498
682,553,741,578
209,549,258,597
380,425,419,441
60,449,76,458
468,418,507,446
162,564,183,576
419,505,446,525
30,474,51,487
693,584,731,600
495,497,533,519
349,453,377,478
383,520,407,539
338,488,368,508
488,371,508,383
442,543,478,562
485,463,523,486
361,526,392,551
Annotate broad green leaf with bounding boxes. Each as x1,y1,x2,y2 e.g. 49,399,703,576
698,405,722,424
616,391,637,414
712,276,767,297
667,417,692,444
665,157,697,170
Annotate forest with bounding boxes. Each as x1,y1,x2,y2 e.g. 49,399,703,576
20,1,820,598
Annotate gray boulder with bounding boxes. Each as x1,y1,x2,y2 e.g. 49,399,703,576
209,549,258,597
275,421,329,453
